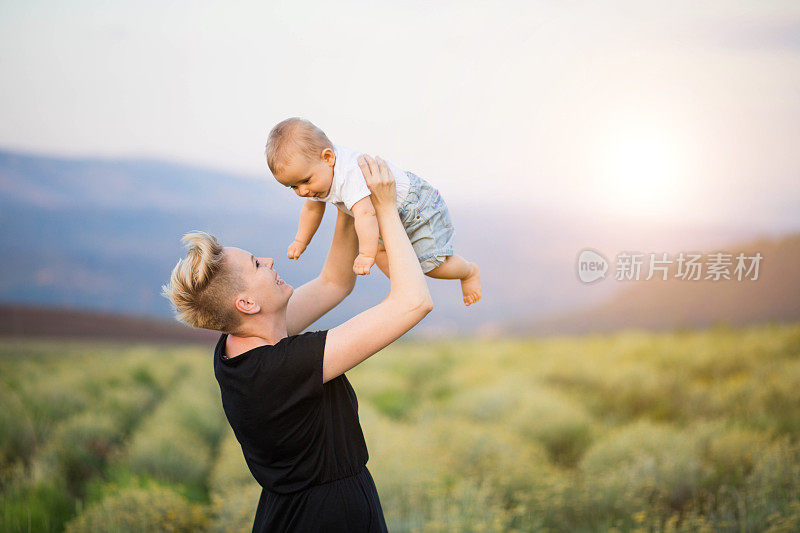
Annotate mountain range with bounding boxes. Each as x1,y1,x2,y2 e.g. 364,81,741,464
1,148,796,336
517,234,800,336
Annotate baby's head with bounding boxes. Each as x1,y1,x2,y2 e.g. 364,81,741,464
265,118,335,199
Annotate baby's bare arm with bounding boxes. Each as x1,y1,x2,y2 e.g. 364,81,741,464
351,196,379,259
286,209,358,335
288,200,326,260
295,199,326,245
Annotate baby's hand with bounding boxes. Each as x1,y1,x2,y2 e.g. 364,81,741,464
353,253,375,275
287,240,307,260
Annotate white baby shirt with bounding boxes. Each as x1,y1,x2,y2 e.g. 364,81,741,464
310,145,410,216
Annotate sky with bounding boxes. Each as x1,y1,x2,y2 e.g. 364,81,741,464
1,0,799,231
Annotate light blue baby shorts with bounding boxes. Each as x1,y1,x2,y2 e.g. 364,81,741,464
378,171,454,273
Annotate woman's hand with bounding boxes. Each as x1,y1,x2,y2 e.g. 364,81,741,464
323,155,432,383
357,155,395,210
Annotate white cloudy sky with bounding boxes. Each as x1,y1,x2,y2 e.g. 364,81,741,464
1,0,799,229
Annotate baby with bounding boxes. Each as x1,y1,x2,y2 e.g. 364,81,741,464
265,118,481,306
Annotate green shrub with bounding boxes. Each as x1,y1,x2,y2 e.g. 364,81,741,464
0,389,36,474
34,412,121,493
592,362,688,422
130,365,159,388
508,385,596,467
577,419,709,518
207,430,261,532
4,324,800,532
0,478,73,533
650,435,800,532
163,382,225,446
421,479,527,533
447,380,523,423
124,425,211,488
208,483,260,533
369,388,418,420
97,385,160,431
358,404,441,531
64,485,207,532
208,430,255,494
115,366,223,494
699,423,769,488
22,379,92,429
745,435,800,505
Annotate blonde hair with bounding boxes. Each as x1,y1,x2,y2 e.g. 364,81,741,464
162,231,244,334
265,117,334,176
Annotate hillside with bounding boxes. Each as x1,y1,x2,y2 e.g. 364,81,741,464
521,233,800,336
0,304,218,344
0,149,603,333
0,148,786,334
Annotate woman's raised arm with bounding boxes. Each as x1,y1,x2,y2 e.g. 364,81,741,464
322,155,433,383
285,209,359,336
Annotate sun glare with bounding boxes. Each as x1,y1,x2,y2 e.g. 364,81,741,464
599,129,684,215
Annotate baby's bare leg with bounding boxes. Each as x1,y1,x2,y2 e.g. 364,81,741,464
425,254,471,280
375,250,390,278
426,254,482,306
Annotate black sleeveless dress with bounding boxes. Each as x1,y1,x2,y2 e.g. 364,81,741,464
213,330,388,532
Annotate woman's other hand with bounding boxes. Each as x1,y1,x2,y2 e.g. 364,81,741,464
358,155,395,210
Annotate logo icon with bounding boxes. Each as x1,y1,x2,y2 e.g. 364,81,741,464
577,249,608,283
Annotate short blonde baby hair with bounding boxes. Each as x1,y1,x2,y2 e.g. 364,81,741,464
265,117,334,176
162,231,244,334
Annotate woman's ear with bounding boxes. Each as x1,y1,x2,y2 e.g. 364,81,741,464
321,148,335,167
235,294,260,315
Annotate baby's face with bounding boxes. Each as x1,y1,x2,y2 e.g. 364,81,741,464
275,148,334,199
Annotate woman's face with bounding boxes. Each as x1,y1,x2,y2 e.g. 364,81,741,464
225,247,293,314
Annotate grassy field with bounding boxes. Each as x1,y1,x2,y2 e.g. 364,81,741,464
1,323,799,532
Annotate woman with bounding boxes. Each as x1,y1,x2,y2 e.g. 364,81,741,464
162,155,432,532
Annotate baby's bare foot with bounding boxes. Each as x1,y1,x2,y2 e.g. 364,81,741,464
461,262,481,306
